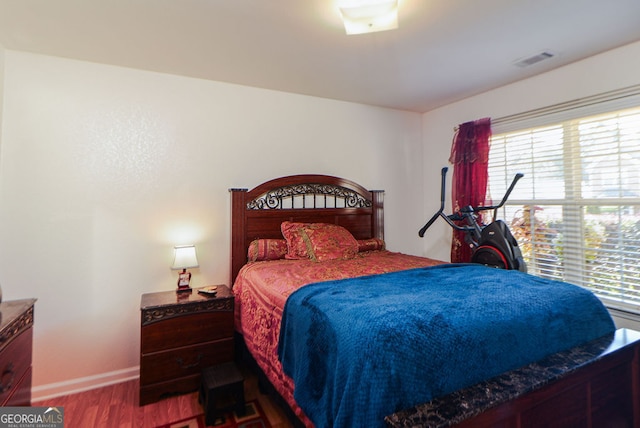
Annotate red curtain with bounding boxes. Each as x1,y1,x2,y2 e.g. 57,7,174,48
449,118,492,263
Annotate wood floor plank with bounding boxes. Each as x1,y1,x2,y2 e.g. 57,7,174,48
33,367,293,428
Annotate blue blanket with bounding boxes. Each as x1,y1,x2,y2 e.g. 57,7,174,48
278,264,615,428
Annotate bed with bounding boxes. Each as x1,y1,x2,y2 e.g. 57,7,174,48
229,174,640,428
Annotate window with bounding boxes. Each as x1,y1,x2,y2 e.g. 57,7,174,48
489,104,640,312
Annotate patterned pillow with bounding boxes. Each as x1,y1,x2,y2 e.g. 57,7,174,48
247,239,288,262
281,221,360,261
281,221,359,262
303,223,359,261
281,221,311,260
357,238,386,252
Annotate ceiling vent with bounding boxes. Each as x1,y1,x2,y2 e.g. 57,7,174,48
513,51,555,68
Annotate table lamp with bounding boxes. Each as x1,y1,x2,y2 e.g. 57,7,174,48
171,245,199,292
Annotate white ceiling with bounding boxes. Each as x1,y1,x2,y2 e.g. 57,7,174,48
1,0,639,113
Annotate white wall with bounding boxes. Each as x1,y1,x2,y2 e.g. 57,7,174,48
0,50,424,398
421,40,640,326
0,46,4,150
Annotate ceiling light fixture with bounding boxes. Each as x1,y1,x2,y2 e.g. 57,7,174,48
338,0,399,35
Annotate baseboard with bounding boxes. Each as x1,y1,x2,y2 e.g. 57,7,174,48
31,366,140,402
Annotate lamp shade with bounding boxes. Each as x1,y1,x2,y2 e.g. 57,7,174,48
171,245,199,270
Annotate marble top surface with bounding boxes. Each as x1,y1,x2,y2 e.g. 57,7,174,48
141,284,232,310
385,328,640,427
0,299,37,331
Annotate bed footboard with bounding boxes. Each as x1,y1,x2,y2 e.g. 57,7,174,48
386,328,640,427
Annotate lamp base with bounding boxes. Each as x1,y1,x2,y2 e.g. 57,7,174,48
176,269,192,293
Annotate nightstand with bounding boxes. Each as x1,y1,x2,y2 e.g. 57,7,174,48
139,285,234,406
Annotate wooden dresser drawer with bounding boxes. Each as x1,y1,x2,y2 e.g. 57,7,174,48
0,327,33,406
141,311,233,353
140,337,234,384
5,367,32,406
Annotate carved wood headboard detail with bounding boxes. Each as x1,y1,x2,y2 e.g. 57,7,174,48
229,174,384,284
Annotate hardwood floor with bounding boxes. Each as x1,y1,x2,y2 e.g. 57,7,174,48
33,365,294,428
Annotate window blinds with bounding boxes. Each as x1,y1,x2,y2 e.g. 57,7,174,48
492,84,640,135
488,85,640,311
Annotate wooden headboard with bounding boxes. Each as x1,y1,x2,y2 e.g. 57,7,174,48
229,174,384,284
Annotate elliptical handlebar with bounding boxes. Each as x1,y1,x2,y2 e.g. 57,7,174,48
418,167,523,238
418,167,448,237
418,167,478,237
474,172,524,213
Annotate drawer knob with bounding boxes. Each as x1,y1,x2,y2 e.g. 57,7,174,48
0,363,15,393
176,353,203,370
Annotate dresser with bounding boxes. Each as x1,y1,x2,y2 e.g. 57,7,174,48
0,299,36,406
139,285,234,406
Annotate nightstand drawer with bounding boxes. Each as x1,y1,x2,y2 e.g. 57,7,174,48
140,337,234,384
0,328,32,406
141,311,233,354
140,374,201,406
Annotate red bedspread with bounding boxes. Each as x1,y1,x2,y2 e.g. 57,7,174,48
232,250,443,426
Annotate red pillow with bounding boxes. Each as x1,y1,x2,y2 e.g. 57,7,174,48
303,223,359,261
247,239,288,262
357,238,386,252
281,221,310,260
281,221,359,262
